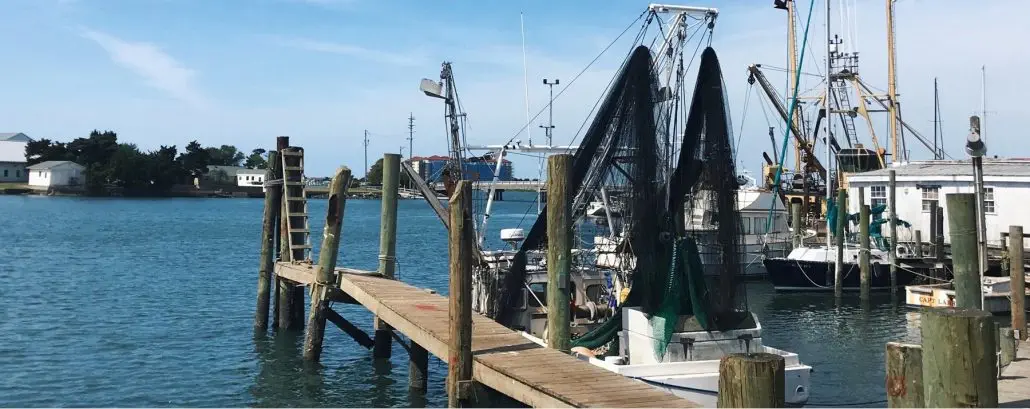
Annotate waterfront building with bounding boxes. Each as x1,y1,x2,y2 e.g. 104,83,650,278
27,161,85,189
0,132,32,183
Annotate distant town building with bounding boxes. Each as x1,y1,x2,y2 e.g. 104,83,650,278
27,161,85,189
236,169,265,188
847,158,1030,247
0,132,32,183
410,155,513,182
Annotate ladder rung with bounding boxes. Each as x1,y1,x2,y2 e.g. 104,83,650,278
289,228,308,233
281,151,303,157
288,213,308,217
290,244,312,249
287,197,306,201
285,181,305,186
284,166,303,171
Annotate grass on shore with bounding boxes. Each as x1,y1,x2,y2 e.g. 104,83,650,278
0,182,29,190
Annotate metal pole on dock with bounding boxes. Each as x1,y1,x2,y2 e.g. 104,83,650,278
888,169,898,294
373,153,400,359
885,342,923,408
921,308,998,407
546,154,572,352
304,167,351,362
256,151,281,332
947,193,982,310
448,181,474,408
834,189,847,298
717,353,785,408
1010,225,1027,340
860,203,871,300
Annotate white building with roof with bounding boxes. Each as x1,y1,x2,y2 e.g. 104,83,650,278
0,132,31,183
847,159,1030,247
27,161,86,189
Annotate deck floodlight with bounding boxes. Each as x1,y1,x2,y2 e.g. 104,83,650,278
966,115,986,157
420,78,444,99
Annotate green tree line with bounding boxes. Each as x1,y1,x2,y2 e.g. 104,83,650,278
25,130,269,195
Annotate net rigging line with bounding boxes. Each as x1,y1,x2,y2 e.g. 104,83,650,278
497,9,649,150
765,0,818,235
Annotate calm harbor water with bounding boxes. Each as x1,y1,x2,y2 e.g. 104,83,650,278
0,194,920,407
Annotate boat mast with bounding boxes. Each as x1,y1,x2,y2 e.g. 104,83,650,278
886,0,900,163
981,65,987,144
787,0,802,172
933,78,940,159
824,0,833,250
521,12,544,214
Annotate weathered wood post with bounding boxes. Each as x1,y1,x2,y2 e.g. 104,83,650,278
303,167,351,362
1000,327,1016,368
448,181,474,408
886,342,923,408
409,343,429,391
256,151,281,332
888,169,898,294
834,189,847,298
275,136,300,330
914,230,923,258
717,353,785,408
859,203,871,300
791,202,803,248
934,204,945,263
1010,225,1027,340
947,193,982,309
373,153,400,359
546,154,572,352
929,203,940,262
921,308,998,407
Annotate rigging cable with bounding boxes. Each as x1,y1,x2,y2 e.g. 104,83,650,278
765,0,818,234
733,81,753,162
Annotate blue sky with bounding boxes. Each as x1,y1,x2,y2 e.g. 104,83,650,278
1,0,1027,177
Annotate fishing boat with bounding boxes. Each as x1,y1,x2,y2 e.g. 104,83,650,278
411,3,811,405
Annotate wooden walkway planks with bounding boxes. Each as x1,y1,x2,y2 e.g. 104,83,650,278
336,271,699,408
1000,340,1030,408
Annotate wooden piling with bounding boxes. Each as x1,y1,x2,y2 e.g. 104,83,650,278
1000,327,1016,369
791,202,802,248
275,137,303,331
947,193,982,310
886,342,923,408
888,170,898,294
447,181,474,408
373,153,401,359
1010,225,1027,341
834,189,846,298
303,167,351,362
934,204,945,262
921,308,998,407
546,154,572,352
929,204,940,261
914,230,923,258
256,151,281,332
409,343,429,391
717,353,785,408
859,203,871,300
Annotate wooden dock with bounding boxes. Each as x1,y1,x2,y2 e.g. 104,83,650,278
1000,340,1030,408
276,261,696,408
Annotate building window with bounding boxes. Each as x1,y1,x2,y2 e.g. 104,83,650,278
870,185,887,208
3,170,7,177
754,217,768,235
16,170,20,177
921,187,939,212
984,187,995,213
740,217,751,234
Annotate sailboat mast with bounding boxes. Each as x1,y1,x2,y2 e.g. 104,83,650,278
933,78,940,159
886,0,900,162
824,0,833,249
787,0,802,172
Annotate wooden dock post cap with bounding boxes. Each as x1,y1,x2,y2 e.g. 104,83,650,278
718,352,786,408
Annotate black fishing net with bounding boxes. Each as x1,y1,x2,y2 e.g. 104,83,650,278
497,45,749,354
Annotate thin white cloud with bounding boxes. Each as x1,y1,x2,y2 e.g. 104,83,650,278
81,28,209,108
274,37,424,67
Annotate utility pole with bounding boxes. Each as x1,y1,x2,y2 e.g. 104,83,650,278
368,129,372,182
540,79,559,146
407,113,415,160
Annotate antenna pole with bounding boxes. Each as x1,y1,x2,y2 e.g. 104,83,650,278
933,78,940,159
540,79,559,147
408,113,415,160
886,0,900,162
981,65,987,144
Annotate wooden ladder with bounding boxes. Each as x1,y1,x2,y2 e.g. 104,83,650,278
281,147,311,261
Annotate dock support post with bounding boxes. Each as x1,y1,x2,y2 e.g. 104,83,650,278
834,189,846,298
373,153,401,359
947,193,982,310
934,204,945,263
447,181,474,408
791,202,802,248
914,230,923,258
546,154,572,353
888,170,898,294
717,353,785,408
256,151,281,332
304,167,351,362
886,342,923,408
1010,225,1027,340
921,308,997,407
409,343,428,391
275,136,303,331
860,203,871,300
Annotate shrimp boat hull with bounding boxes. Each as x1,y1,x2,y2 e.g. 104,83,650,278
524,308,812,407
